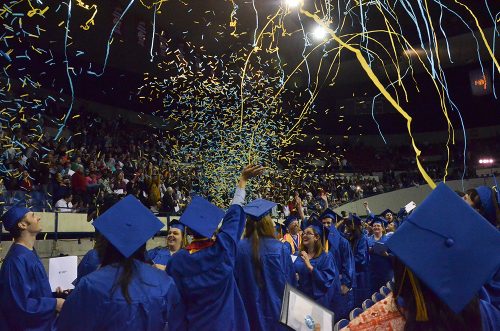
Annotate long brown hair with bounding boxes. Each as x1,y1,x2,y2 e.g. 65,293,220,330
299,226,323,259
244,215,276,287
96,236,147,304
393,258,482,331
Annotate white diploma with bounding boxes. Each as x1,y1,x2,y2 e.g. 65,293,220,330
49,256,78,291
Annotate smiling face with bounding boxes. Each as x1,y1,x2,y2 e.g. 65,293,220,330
385,212,393,222
302,227,319,249
372,222,383,236
167,227,183,252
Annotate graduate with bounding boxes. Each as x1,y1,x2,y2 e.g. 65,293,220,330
75,247,100,284
386,183,500,330
146,220,185,270
75,195,123,285
0,204,65,331
463,185,500,228
379,209,396,224
294,216,340,308
320,209,355,320
56,195,186,331
167,164,264,331
281,214,302,254
345,214,371,307
235,198,296,331
367,216,393,294
463,185,500,310
344,185,500,330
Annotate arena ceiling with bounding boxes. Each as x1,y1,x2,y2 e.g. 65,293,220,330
2,0,499,136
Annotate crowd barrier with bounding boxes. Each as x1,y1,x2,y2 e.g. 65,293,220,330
0,212,182,242
1,177,496,242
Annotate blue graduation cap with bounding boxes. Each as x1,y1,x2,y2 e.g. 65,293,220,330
169,219,185,233
379,209,396,217
284,215,299,229
0,204,30,232
302,213,319,231
397,207,407,220
369,216,388,227
93,195,164,258
179,196,225,238
475,186,498,225
305,216,330,244
319,208,341,222
348,213,362,227
386,183,500,313
243,199,277,221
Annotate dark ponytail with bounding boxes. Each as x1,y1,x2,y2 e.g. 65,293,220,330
96,235,146,304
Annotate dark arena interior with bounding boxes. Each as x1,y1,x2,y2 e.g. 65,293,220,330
0,1,499,330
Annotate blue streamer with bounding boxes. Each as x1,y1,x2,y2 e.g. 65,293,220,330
87,0,136,77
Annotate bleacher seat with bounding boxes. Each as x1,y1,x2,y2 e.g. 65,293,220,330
334,318,349,331
349,307,363,321
361,298,374,310
380,285,391,296
372,292,385,302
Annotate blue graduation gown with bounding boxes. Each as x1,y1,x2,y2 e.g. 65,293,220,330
328,226,355,319
353,235,371,307
484,268,500,310
146,247,172,265
480,299,500,331
56,259,186,331
75,248,100,285
166,204,250,331
0,244,57,331
367,234,393,294
235,237,296,331
294,251,339,308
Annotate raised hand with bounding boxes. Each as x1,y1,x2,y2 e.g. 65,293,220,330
241,164,266,180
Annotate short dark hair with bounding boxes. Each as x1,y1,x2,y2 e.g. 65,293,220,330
9,215,27,239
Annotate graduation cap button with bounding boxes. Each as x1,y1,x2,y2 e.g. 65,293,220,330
445,238,454,247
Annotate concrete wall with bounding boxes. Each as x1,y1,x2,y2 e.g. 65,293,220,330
1,177,496,272
333,177,497,216
0,237,168,273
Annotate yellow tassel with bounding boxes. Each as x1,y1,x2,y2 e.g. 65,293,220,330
183,226,188,247
324,231,329,253
408,269,429,322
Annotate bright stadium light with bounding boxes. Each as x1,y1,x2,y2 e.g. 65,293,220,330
285,0,301,8
312,25,328,41
478,158,494,165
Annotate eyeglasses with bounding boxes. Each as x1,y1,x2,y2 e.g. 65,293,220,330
302,232,315,237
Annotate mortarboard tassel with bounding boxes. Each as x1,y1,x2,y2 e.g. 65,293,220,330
396,267,429,322
183,226,188,247
408,268,429,322
323,229,328,253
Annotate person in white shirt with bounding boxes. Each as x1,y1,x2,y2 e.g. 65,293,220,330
55,193,73,213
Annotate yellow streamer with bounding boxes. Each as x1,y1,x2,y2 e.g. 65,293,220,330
299,6,436,189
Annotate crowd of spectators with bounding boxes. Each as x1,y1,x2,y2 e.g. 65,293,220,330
1,110,498,215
